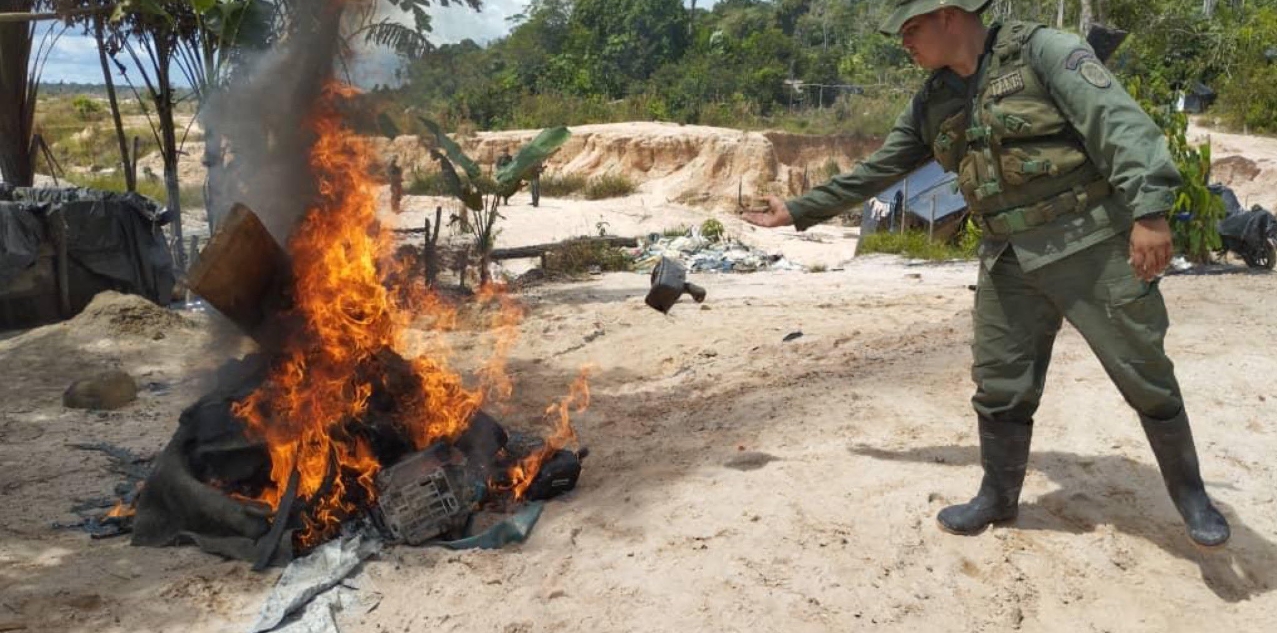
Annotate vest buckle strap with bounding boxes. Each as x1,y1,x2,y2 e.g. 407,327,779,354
966,125,992,141
975,181,1003,200
978,179,1113,238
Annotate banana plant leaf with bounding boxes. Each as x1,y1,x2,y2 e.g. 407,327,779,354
420,117,481,181
432,149,483,211
495,127,571,197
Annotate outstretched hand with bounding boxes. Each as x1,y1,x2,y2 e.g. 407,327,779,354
1129,216,1174,282
741,195,794,228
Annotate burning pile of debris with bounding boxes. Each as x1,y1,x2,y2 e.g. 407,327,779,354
113,81,588,567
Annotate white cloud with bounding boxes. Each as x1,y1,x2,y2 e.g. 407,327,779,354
426,0,717,45
428,0,525,45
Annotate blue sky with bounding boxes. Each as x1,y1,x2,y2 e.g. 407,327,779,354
40,0,721,86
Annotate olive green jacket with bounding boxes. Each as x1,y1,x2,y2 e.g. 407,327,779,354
786,24,1181,271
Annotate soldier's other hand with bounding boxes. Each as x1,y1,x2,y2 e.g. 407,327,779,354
741,195,794,228
1129,216,1174,282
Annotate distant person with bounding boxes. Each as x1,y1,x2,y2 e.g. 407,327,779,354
495,149,513,206
387,157,403,214
743,0,1230,546
530,162,544,207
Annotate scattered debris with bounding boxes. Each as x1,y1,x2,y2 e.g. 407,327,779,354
53,443,152,538
250,529,382,633
634,229,804,274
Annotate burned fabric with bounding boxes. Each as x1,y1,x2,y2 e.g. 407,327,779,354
131,355,288,565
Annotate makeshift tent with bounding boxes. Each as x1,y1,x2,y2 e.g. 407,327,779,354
0,185,175,329
1177,82,1217,114
860,160,967,240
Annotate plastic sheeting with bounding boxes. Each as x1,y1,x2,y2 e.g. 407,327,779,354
0,186,174,328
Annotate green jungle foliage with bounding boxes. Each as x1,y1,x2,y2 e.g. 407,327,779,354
369,1,1277,138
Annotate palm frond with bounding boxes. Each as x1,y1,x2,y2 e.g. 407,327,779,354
364,20,433,59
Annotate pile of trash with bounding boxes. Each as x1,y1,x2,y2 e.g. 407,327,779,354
631,228,804,274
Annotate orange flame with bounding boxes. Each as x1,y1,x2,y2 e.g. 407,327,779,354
105,499,135,519
225,78,586,550
503,367,591,501
229,80,489,549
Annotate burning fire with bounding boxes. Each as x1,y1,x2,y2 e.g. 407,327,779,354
500,368,591,501
228,80,583,549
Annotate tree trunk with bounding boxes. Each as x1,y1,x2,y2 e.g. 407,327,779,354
1203,0,1216,18
95,17,134,192
154,36,185,272
1079,0,1094,34
202,124,226,229
1056,0,1066,29
0,0,34,186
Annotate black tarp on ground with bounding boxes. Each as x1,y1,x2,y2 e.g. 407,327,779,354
0,185,175,329
131,354,290,565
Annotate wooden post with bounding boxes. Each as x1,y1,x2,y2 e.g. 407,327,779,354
900,179,911,232
51,209,72,318
929,198,936,241
457,244,470,290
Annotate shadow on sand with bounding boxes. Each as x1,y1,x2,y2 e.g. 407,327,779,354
851,444,1277,602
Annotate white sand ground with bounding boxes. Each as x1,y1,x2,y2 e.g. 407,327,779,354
1,122,1276,633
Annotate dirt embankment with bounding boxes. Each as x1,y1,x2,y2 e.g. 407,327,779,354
373,122,881,210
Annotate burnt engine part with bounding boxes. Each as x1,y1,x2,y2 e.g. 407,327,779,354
525,448,586,501
374,444,479,545
645,256,706,314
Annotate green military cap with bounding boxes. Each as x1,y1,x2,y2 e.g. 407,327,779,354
879,0,993,36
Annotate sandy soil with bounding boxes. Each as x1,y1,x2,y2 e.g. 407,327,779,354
3,123,1277,633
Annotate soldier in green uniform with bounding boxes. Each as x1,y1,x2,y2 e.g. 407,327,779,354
743,0,1230,546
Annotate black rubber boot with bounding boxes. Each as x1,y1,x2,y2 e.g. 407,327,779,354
938,418,1032,535
1141,412,1230,547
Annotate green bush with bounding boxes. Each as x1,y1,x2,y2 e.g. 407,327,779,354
64,172,204,210
71,95,103,120
538,173,587,197
406,171,452,195
543,240,633,274
957,215,982,256
583,174,636,200
661,225,690,238
858,230,977,261
1126,75,1224,263
700,218,725,242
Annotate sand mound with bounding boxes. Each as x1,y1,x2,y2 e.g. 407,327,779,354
72,291,194,339
373,122,880,210
1213,155,1262,185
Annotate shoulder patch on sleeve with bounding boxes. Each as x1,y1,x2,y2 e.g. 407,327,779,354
1078,60,1112,89
1064,48,1096,71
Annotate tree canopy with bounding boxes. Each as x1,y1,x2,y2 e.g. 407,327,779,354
375,0,1277,136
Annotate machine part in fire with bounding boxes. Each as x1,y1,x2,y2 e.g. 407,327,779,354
525,448,587,501
374,444,480,545
645,256,707,313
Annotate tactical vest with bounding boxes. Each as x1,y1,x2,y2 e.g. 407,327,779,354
932,22,1110,225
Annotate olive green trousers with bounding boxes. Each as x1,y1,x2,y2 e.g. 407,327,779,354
971,233,1184,424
